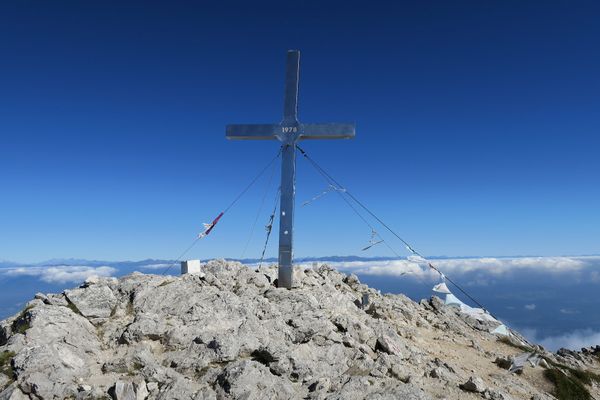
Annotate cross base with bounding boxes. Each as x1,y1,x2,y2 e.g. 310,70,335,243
277,265,293,288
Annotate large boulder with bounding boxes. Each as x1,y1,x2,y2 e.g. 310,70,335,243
8,305,102,399
65,284,117,319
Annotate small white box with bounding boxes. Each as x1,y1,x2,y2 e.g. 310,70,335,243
181,259,202,275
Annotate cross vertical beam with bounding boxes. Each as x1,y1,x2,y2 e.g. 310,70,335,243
278,142,295,288
283,50,300,123
277,50,300,288
226,50,355,289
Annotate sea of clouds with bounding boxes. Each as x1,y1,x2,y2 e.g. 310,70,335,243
3,255,597,283
2,265,117,284
320,255,599,281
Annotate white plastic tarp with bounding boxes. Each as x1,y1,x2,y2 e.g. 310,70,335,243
492,324,510,336
443,293,497,322
432,282,511,335
444,293,465,307
510,352,541,373
432,282,451,294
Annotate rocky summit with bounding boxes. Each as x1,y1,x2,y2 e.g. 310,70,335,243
1,260,600,400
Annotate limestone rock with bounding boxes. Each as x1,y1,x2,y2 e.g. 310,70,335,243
460,376,487,393
65,284,117,319
0,383,29,400
1,259,596,400
483,388,514,400
494,356,512,370
133,379,148,400
110,381,136,400
215,360,294,399
375,334,405,356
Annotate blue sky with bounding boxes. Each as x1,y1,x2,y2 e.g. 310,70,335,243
1,1,599,263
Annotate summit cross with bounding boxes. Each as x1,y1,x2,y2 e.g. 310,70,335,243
226,50,355,289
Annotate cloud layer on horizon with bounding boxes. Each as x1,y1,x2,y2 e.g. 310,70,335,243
522,328,600,352
2,255,598,285
305,256,600,282
1,265,117,284
138,263,171,270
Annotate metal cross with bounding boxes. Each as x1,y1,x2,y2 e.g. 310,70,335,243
226,50,355,288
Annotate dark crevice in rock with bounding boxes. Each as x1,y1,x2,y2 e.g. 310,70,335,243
64,297,83,317
333,321,347,333
11,306,33,335
374,339,388,354
145,334,163,343
293,337,311,345
251,349,278,366
126,292,135,316
193,336,204,345
116,322,135,345
0,350,16,382
117,333,128,345
0,326,8,347
216,372,231,394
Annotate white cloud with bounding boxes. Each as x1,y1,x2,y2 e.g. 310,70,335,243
465,277,491,287
425,256,587,275
306,256,599,280
524,328,600,351
559,308,580,315
2,265,117,284
138,263,171,270
297,260,440,281
524,304,536,311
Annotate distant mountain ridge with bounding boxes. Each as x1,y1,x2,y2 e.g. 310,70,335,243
3,253,598,269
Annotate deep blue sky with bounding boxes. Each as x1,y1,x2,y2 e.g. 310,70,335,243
1,1,599,263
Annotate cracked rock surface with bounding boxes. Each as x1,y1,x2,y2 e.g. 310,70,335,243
1,260,599,399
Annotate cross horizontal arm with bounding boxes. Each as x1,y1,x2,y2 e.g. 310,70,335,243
300,123,356,140
226,124,279,140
